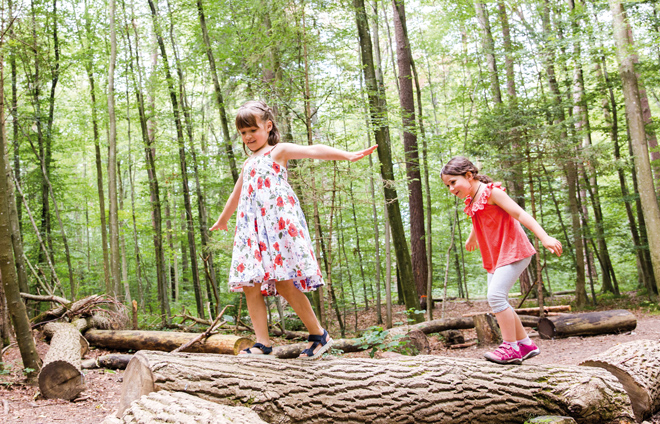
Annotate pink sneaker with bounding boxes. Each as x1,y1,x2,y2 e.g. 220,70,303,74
484,343,523,365
519,341,540,360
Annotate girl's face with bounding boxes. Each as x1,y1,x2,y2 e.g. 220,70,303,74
239,118,272,153
442,172,475,199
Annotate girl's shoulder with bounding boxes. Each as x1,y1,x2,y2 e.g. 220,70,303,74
464,182,504,216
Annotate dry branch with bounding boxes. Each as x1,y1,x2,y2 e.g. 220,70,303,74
171,305,231,353
117,351,635,423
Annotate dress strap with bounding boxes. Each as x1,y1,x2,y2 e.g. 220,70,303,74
265,144,279,156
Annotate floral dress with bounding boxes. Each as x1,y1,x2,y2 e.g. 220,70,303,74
229,146,324,296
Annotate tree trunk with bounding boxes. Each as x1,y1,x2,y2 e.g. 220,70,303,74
110,391,267,424
196,0,238,183
541,0,586,306
84,329,251,355
147,0,204,319
538,309,636,339
117,350,635,423
474,2,502,104
0,54,41,380
81,354,133,370
38,322,86,399
107,0,120,298
392,0,428,301
580,339,660,423
610,0,660,295
354,0,421,320
126,2,169,322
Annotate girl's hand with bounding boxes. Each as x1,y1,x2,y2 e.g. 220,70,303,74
542,236,562,257
465,238,479,252
348,145,378,162
210,218,228,232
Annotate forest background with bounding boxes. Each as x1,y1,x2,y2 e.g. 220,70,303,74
2,0,660,369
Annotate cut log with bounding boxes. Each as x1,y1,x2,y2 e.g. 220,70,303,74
38,323,86,400
439,329,464,346
117,350,635,423
515,305,572,316
82,354,133,370
108,390,267,424
538,309,637,340
410,317,475,333
43,321,89,357
463,305,571,318
84,329,252,355
473,313,502,346
580,339,660,422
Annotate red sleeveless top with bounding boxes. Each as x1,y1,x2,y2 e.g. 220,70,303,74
464,182,536,273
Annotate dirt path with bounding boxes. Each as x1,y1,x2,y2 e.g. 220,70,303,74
1,302,659,423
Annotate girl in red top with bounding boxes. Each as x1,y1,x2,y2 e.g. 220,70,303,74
441,157,562,365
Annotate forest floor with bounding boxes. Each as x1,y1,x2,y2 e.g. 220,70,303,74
1,292,660,423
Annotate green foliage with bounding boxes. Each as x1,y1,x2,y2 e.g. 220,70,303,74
355,326,413,359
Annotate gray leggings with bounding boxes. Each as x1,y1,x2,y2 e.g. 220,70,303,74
486,256,533,314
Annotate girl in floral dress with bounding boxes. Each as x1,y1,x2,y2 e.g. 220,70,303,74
441,157,562,365
211,100,377,359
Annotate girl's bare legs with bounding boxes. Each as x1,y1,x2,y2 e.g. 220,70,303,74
276,280,326,355
494,307,527,342
240,285,271,354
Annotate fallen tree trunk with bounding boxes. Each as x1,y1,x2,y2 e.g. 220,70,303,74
39,323,86,400
463,305,570,318
82,354,133,370
580,339,660,422
117,350,634,423
105,390,267,424
538,309,637,340
84,329,252,355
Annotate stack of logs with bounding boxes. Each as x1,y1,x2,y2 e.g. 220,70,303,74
108,339,660,423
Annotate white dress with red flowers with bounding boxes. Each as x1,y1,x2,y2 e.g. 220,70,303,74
228,146,324,296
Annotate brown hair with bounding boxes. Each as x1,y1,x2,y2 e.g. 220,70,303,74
440,156,493,183
235,101,280,154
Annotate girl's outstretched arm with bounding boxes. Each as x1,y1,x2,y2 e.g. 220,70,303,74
274,143,378,163
490,188,563,256
210,170,244,232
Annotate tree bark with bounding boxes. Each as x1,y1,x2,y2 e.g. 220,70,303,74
580,339,660,423
109,390,267,424
84,329,251,355
610,0,660,295
117,350,635,423
38,322,86,399
538,309,636,339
